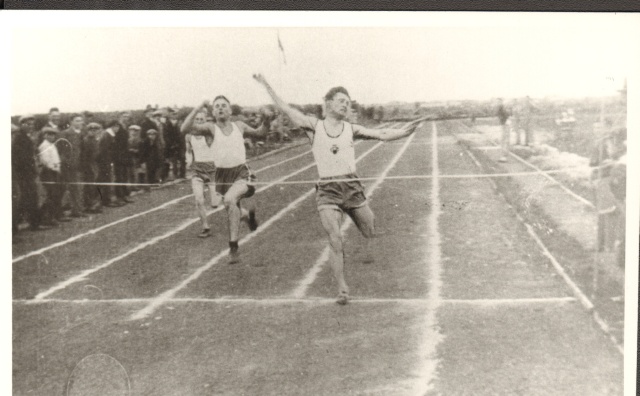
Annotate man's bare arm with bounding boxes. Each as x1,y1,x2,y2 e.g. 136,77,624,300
352,118,424,142
180,100,210,134
236,121,268,138
253,73,317,130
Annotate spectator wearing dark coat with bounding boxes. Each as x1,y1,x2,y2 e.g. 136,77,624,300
140,107,157,141
12,115,43,231
96,120,122,207
57,114,87,217
81,122,103,213
113,112,134,204
496,98,510,163
162,110,184,180
127,124,143,190
139,128,163,185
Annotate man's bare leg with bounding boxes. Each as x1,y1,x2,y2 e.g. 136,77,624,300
349,204,376,263
319,208,349,304
223,181,250,263
207,181,223,208
192,178,211,237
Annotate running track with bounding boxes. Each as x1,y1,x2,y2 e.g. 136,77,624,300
12,121,623,395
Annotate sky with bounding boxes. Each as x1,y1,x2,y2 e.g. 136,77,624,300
6,12,639,115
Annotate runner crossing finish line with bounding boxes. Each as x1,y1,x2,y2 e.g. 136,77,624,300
254,73,423,305
181,95,268,263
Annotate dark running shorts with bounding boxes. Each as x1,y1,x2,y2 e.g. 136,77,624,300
191,162,216,183
315,173,367,212
215,164,256,198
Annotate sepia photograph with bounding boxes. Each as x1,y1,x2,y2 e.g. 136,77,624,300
5,11,639,395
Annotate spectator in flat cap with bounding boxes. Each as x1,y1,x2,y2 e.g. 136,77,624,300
162,109,184,181
139,128,163,187
151,110,167,182
58,114,87,218
96,120,123,208
38,127,63,226
140,107,157,141
113,112,134,205
127,124,143,191
81,122,103,213
12,115,44,231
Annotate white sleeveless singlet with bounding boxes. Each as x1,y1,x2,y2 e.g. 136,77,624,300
311,120,357,178
212,122,246,168
189,134,216,163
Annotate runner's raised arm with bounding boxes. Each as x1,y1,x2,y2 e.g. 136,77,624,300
353,117,424,142
253,73,317,131
181,100,213,135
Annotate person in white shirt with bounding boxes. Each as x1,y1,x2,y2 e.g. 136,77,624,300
181,109,223,238
182,96,267,263
38,127,63,226
254,74,421,305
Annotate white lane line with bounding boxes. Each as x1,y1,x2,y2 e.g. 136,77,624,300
412,121,444,396
14,296,577,306
507,151,595,208
13,148,313,264
442,297,577,305
456,127,624,356
31,147,340,301
289,124,419,299
455,120,594,209
129,141,385,321
524,223,624,355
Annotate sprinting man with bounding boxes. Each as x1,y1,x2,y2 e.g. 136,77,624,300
182,96,267,263
180,109,223,238
253,74,422,305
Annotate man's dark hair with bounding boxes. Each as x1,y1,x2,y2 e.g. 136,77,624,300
324,87,350,102
49,107,60,114
213,95,231,105
106,120,120,129
70,113,83,121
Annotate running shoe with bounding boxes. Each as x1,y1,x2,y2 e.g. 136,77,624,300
228,249,241,264
198,229,212,238
336,291,349,305
248,209,258,232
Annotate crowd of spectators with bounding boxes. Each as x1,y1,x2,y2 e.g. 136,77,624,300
11,104,301,236
11,106,188,234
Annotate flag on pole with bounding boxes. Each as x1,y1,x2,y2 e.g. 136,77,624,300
277,31,287,65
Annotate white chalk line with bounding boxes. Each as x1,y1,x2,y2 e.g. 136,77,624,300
442,296,577,305
455,120,595,209
129,141,386,321
14,296,577,306
411,121,444,396
31,145,349,301
13,147,314,264
453,123,624,356
289,124,420,299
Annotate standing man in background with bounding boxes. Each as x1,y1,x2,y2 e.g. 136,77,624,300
13,115,43,231
38,127,63,226
113,112,134,205
96,120,122,208
163,108,183,181
496,98,510,163
81,122,103,213
58,114,87,218
519,96,537,146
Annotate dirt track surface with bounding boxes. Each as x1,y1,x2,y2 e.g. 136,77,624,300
13,122,623,395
